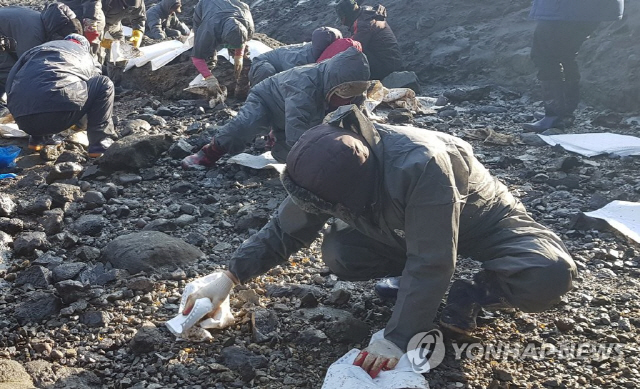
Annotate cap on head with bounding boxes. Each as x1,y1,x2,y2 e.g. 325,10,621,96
311,27,343,59
285,124,375,214
65,33,90,52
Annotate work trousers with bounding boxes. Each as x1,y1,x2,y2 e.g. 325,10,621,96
531,20,600,82
15,75,114,146
321,203,577,313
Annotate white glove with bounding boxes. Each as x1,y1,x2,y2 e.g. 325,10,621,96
180,271,235,316
353,338,403,378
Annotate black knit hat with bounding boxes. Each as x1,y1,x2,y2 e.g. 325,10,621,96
285,124,375,215
335,0,359,26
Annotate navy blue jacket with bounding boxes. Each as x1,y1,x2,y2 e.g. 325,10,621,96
530,0,623,21
7,40,101,118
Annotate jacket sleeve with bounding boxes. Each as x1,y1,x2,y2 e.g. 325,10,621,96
168,14,189,35
383,155,463,351
145,8,166,39
130,2,146,31
281,75,323,147
83,0,104,21
229,197,329,283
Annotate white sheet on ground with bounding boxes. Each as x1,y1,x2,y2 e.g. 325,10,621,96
0,123,28,138
538,133,640,157
227,151,285,173
322,330,429,389
583,201,640,244
124,33,194,72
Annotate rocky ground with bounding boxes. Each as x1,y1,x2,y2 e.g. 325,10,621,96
1,0,640,388
0,79,640,389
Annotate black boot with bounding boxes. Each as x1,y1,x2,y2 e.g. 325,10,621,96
522,80,565,133
440,272,510,334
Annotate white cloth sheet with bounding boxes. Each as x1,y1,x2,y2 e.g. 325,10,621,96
538,133,640,157
583,200,640,244
227,151,286,173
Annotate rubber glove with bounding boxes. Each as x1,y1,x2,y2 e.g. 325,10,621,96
83,18,100,44
129,29,143,48
233,54,243,79
182,270,237,315
100,38,113,49
353,338,403,378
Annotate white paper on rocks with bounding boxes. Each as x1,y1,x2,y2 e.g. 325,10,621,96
227,151,286,173
538,133,640,157
124,33,195,72
0,123,28,138
583,201,640,244
321,330,429,389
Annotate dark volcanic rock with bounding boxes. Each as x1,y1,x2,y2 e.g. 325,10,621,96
444,86,491,103
98,134,173,171
80,310,110,327
15,291,62,325
299,307,370,344
168,139,194,159
129,322,163,354
72,215,107,236
15,265,52,289
52,262,87,282
14,232,49,256
39,209,65,236
100,231,204,274
251,309,279,343
381,71,421,93
47,183,81,206
221,346,268,382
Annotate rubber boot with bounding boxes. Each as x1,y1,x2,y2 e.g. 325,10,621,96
522,80,565,133
440,271,510,335
28,135,63,152
181,140,227,169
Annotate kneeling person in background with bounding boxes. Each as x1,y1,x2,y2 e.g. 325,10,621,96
7,34,114,157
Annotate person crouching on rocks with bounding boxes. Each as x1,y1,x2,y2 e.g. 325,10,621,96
181,47,370,168
6,34,114,157
178,106,577,378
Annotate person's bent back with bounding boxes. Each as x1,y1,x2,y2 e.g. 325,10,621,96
7,35,114,157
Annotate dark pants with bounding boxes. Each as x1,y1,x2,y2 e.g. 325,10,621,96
15,75,114,146
531,20,599,82
0,51,17,97
321,204,576,313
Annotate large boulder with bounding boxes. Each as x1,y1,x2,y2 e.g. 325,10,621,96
0,360,34,389
97,134,173,171
100,231,204,274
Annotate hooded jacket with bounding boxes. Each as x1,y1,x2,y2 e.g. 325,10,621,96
530,0,623,21
227,106,544,349
249,27,340,86
103,0,146,32
349,4,401,80
146,0,189,40
192,0,253,59
7,40,101,118
215,47,370,156
0,4,78,86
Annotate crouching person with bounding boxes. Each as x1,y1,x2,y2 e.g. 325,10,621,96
179,106,576,378
182,47,370,168
7,34,114,157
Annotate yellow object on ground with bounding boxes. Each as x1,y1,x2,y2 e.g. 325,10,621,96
130,30,143,48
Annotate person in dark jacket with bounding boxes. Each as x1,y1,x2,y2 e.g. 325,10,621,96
248,27,342,86
101,0,147,49
7,35,114,157
191,0,253,82
522,0,624,132
145,0,190,40
335,0,401,80
182,47,370,168
179,106,576,378
0,3,81,96
61,0,104,50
